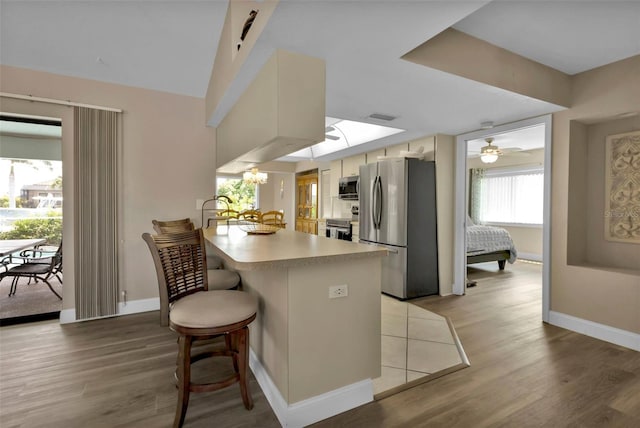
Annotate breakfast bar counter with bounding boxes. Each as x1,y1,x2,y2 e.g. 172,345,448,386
203,226,386,427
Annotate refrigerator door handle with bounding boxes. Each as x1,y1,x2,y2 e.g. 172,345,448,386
370,176,378,229
375,175,383,229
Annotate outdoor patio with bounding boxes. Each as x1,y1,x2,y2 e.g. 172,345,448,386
0,274,62,324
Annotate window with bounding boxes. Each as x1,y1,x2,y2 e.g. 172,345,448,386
475,166,544,225
0,116,63,244
216,176,257,211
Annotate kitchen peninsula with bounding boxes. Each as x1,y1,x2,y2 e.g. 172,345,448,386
203,226,387,427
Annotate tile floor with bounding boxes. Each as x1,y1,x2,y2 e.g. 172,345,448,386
373,294,468,397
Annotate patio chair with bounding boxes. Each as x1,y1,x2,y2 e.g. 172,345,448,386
19,240,63,282
0,244,63,299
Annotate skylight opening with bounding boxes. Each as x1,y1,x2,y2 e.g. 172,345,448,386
282,117,404,160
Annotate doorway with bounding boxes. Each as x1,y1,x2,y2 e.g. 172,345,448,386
0,115,63,325
453,115,551,322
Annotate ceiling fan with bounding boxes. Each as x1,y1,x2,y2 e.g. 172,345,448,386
470,137,530,164
324,126,341,141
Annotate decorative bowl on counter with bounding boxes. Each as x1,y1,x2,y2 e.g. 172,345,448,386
237,221,281,235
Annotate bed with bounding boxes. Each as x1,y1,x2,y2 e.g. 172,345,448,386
466,223,518,270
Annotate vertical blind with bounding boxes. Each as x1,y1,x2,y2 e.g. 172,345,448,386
74,107,119,319
477,167,544,225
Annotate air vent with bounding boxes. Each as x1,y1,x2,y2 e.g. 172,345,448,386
368,113,397,121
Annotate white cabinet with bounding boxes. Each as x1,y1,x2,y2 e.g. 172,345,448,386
409,136,434,155
330,160,342,197
318,219,327,238
366,149,386,164
342,154,365,177
385,143,409,158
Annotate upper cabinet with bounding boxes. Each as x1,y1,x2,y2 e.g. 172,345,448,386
366,149,385,164
342,154,366,177
330,159,341,197
385,143,410,158
409,136,434,154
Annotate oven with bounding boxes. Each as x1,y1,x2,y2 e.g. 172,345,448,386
325,218,352,241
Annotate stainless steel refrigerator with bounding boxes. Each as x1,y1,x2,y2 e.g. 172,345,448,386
359,158,439,299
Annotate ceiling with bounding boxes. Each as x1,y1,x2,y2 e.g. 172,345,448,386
467,123,545,155
1,1,639,163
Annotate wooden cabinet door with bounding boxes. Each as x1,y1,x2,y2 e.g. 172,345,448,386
296,172,318,234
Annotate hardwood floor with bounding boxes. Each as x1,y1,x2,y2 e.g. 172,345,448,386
314,261,640,427
0,313,280,428
1,261,638,427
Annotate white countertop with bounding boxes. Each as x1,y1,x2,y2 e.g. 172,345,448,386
203,225,386,270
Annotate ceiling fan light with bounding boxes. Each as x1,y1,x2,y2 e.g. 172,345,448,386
480,153,499,164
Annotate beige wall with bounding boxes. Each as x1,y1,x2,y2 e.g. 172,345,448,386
504,226,543,259
434,134,455,295
1,65,216,308
551,55,640,334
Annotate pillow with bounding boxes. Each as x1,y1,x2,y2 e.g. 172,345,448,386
466,214,475,226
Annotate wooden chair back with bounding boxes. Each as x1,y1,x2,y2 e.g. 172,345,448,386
261,211,284,227
218,209,239,219
142,229,209,326
238,210,262,223
152,218,194,234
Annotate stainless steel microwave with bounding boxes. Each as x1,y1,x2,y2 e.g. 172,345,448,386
338,176,359,200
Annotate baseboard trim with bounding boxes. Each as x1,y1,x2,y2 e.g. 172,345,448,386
59,308,76,324
249,349,373,427
59,297,160,324
517,252,542,262
548,310,640,351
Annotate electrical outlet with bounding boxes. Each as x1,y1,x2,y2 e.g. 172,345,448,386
329,284,348,299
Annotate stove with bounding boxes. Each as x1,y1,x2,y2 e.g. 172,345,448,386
325,218,353,241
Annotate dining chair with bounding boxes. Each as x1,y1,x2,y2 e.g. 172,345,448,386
218,209,239,219
151,219,241,322
237,210,262,223
0,244,63,299
260,210,285,228
142,229,257,427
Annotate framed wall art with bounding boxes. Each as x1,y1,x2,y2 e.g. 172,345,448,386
604,130,640,243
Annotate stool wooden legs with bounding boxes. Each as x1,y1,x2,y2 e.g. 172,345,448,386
174,335,193,428
173,328,253,427
236,327,253,410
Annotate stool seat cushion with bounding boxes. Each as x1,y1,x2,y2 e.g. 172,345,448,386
207,268,241,290
170,290,257,329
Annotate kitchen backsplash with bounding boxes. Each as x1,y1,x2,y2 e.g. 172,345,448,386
329,197,359,219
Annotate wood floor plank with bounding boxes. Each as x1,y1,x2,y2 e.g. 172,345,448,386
1,261,638,427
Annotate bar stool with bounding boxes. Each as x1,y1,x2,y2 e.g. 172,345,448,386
152,219,241,320
142,229,257,428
